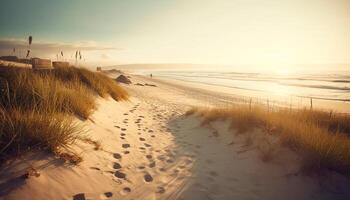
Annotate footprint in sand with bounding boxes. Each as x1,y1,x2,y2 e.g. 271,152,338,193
151,135,155,138
120,187,131,195
114,171,127,179
73,193,86,200
113,153,122,159
144,143,152,148
123,113,128,115
120,133,126,136
120,137,125,140
121,128,127,131
115,126,120,128
139,147,146,150
146,155,153,159
156,186,166,194
113,163,122,169
159,167,167,172
122,144,130,148
138,166,146,170
149,161,156,168
123,151,130,154
139,137,146,141
144,173,153,182
103,192,113,198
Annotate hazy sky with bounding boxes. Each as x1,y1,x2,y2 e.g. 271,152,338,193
0,0,350,69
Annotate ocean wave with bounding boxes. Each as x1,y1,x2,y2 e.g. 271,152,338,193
153,71,350,102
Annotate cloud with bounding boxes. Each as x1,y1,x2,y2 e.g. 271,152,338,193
0,38,122,59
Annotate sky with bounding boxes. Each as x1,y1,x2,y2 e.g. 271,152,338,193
0,0,350,71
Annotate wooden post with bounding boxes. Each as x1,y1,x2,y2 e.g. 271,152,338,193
249,98,252,110
310,97,313,110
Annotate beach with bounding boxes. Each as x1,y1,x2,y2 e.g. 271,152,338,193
1,0,350,199
1,72,349,200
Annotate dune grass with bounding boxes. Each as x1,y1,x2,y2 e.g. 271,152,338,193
52,66,128,101
187,105,350,175
0,65,128,161
0,108,79,157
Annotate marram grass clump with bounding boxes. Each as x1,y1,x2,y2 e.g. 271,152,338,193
0,65,128,161
187,105,350,175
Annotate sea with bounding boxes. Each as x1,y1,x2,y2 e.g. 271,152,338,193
132,68,350,112
147,70,350,101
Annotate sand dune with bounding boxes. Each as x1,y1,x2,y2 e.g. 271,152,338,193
0,74,349,200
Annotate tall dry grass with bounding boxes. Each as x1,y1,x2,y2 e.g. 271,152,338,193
0,65,128,161
0,68,95,118
0,108,79,157
52,66,128,101
187,105,350,175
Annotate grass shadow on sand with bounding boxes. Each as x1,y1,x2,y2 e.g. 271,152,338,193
0,151,71,197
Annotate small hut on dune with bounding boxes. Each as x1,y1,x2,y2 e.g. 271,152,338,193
31,58,53,70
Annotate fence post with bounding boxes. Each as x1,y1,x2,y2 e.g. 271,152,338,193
249,98,252,110
310,98,313,110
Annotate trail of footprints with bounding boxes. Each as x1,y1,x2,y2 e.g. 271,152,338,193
78,102,197,199
111,103,189,197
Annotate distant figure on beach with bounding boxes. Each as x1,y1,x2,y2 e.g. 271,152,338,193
150,73,153,78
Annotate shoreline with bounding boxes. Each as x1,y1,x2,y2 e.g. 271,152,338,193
132,74,350,114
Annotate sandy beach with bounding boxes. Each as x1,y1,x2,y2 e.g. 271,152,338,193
1,72,349,200
1,0,350,199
